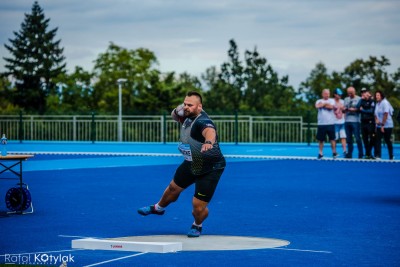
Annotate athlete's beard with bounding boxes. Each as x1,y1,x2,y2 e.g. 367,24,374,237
184,109,199,118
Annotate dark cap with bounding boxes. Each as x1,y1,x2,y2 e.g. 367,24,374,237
333,88,343,95
360,87,369,93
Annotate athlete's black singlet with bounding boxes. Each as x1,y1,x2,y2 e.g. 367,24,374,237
178,111,226,175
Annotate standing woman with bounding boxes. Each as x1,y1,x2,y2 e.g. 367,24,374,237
374,90,394,160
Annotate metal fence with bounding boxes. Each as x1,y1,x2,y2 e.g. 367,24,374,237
0,114,317,143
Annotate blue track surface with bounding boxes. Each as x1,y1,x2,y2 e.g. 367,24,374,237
1,142,400,266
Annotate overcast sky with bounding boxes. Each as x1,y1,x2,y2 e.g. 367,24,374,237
1,0,399,89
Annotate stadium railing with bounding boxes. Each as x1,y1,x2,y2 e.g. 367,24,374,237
0,114,384,144
0,114,396,143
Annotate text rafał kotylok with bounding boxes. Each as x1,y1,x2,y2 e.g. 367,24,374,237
4,253,74,265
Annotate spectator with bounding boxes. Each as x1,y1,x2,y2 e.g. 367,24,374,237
333,88,347,156
315,89,337,159
359,88,376,159
344,87,363,159
374,90,394,160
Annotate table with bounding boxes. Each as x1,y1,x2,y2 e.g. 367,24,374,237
0,154,34,214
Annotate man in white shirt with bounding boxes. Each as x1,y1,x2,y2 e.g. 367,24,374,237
315,89,338,159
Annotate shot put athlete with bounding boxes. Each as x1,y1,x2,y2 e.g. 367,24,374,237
138,91,226,238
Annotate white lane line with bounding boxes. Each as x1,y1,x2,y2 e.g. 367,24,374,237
13,151,399,162
82,252,148,267
12,151,181,157
269,247,332,253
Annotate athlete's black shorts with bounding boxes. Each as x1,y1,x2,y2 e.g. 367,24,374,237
316,125,336,142
173,161,224,203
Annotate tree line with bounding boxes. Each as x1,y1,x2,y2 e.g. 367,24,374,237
1,2,400,117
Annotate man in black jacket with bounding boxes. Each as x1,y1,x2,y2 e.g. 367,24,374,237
359,88,376,159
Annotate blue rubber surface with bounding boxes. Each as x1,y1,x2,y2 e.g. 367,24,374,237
0,142,399,266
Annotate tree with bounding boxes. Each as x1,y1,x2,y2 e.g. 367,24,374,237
298,62,340,105
46,67,95,114
172,72,202,104
3,1,66,114
342,56,400,111
0,76,19,114
202,66,225,111
391,67,400,108
242,47,296,113
93,43,201,114
217,39,245,111
342,56,395,93
93,43,160,113
204,40,297,113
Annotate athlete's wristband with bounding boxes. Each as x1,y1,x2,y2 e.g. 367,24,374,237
204,140,212,145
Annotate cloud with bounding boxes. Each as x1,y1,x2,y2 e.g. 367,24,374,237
1,0,399,88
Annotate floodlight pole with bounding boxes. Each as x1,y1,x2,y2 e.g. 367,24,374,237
117,78,127,142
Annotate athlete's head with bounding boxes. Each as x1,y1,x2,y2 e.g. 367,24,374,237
183,91,203,117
